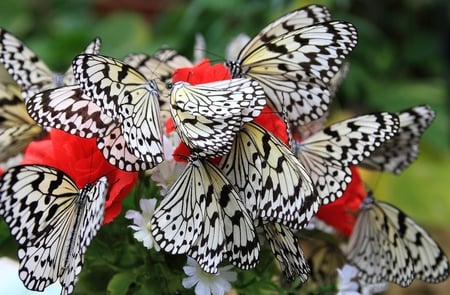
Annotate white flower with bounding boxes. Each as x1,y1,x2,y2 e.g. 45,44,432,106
360,281,389,295
150,133,186,194
182,257,237,295
125,198,160,251
336,264,360,295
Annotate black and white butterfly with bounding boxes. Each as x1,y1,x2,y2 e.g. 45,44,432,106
359,105,436,174
225,5,358,127
26,85,153,171
293,112,400,205
0,164,108,295
0,28,101,101
346,190,450,287
220,122,318,229
151,157,260,274
169,78,266,157
72,53,164,168
124,48,193,123
0,83,43,161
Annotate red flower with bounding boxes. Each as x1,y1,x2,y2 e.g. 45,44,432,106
253,106,289,145
315,166,366,237
172,59,231,84
21,129,138,224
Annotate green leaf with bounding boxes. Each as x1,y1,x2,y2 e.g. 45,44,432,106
107,272,136,295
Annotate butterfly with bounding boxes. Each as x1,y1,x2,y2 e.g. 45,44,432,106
219,122,318,281
220,122,318,229
151,157,260,274
359,104,436,174
293,112,400,205
346,190,450,287
0,83,43,161
0,28,101,101
72,53,164,167
26,85,154,171
124,48,193,123
225,5,358,127
0,164,108,295
169,78,266,157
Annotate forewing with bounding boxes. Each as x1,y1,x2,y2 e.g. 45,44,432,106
63,37,102,86
263,222,309,281
73,53,164,165
296,112,399,204
0,165,79,291
359,105,436,174
26,85,114,138
170,78,266,157
0,29,54,100
221,122,319,229
239,4,331,56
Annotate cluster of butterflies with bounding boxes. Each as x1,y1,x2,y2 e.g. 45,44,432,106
0,4,448,295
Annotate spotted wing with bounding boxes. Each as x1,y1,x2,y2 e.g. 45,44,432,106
347,192,450,287
72,53,164,166
0,83,43,161
359,105,436,174
227,21,357,126
295,112,399,204
220,122,318,229
262,222,309,281
0,165,108,294
152,158,259,273
170,78,266,157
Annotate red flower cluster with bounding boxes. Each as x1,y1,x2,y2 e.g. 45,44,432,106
21,129,138,223
315,166,366,237
167,59,366,236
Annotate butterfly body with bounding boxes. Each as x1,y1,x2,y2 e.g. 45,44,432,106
0,165,108,295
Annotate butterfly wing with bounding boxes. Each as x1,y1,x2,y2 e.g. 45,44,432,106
0,83,43,161
26,85,114,138
221,122,319,229
359,105,436,174
73,53,164,166
27,85,153,171
124,48,192,123
296,112,399,204
0,165,75,290
170,78,266,157
228,21,357,126
152,158,259,273
347,193,450,287
0,29,54,101
62,37,102,86
262,222,309,281
60,176,108,295
236,5,331,56
151,160,206,255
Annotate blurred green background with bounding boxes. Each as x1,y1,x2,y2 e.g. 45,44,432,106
0,0,448,225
